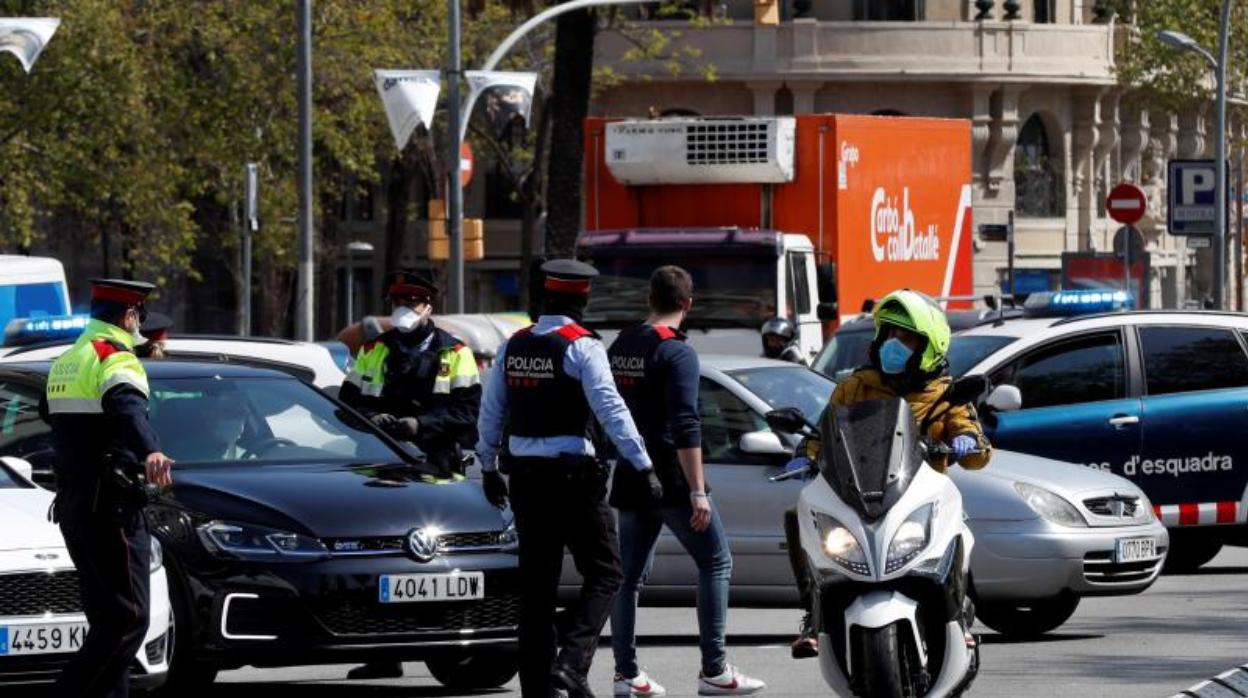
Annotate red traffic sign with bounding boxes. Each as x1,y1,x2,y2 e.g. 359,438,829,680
459,141,474,188
1107,182,1147,225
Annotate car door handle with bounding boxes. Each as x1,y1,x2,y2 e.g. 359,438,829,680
1108,415,1139,428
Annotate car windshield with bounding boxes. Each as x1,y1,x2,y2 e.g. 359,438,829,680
149,376,402,467
947,335,1018,377
812,328,873,380
583,253,777,329
728,366,834,425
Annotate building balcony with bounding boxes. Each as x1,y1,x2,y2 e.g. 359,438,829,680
598,19,1117,85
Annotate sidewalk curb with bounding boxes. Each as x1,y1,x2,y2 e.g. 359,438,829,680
1169,666,1248,697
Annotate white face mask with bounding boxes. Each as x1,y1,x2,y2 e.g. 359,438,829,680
391,306,421,333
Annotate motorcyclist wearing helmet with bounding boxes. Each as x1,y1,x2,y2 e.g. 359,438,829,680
785,289,992,659
761,316,807,365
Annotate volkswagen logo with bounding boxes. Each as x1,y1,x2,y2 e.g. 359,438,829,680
407,528,440,562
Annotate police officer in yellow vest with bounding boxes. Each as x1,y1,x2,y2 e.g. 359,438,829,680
337,270,481,681
44,279,175,698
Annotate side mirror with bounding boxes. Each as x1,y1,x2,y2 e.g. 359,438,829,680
764,408,808,434
985,384,1023,412
816,302,839,322
948,375,988,406
0,456,35,483
739,430,791,456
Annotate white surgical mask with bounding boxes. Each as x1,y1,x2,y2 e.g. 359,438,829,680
391,306,420,333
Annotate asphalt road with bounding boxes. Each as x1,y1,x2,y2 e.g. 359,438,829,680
201,546,1248,697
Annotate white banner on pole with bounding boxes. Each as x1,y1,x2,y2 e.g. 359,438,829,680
0,18,60,73
465,71,538,134
374,69,442,151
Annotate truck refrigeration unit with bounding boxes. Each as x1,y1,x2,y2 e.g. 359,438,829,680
578,114,975,359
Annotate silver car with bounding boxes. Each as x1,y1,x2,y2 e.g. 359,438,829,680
563,356,1169,636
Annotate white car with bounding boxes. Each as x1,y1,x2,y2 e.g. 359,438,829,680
0,456,172,689
0,334,345,389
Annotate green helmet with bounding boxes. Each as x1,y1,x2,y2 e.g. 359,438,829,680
872,289,952,374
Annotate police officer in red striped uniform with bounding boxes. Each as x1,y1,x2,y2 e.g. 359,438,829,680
476,259,663,698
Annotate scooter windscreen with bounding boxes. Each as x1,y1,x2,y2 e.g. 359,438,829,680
819,398,925,523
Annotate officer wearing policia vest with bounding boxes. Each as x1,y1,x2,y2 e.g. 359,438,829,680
476,259,663,698
44,279,175,698
337,270,481,681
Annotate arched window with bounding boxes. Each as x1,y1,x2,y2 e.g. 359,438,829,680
1014,114,1066,218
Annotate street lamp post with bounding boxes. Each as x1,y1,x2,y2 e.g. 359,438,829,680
1159,6,1233,309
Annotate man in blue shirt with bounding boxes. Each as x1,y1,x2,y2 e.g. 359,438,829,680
607,266,765,697
476,259,663,698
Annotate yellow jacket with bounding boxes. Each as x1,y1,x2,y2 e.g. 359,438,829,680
830,368,992,472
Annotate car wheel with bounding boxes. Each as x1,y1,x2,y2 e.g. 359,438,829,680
1162,533,1222,574
974,594,1080,638
151,557,218,696
425,649,518,690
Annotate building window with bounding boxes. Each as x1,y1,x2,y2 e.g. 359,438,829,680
1014,114,1066,218
1035,0,1055,23
854,0,925,20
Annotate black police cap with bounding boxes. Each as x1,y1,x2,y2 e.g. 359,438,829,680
141,312,173,338
384,270,438,299
89,278,155,306
541,259,598,295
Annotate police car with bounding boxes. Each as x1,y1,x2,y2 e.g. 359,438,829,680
950,290,1248,571
0,456,172,688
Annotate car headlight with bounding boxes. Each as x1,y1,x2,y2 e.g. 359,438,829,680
197,520,329,561
497,520,519,551
149,537,164,573
813,513,868,574
886,503,933,574
1015,482,1087,527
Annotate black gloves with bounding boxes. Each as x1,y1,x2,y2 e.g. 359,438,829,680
483,470,509,509
643,468,664,502
390,417,420,440
370,413,397,430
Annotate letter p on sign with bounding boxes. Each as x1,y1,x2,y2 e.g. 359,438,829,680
1181,168,1215,205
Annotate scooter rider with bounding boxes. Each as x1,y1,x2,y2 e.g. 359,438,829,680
608,266,766,697
760,317,806,365
786,289,992,658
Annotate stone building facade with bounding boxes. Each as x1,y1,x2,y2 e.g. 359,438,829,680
589,0,1237,308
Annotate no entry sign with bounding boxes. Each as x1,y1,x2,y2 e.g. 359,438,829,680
1107,182,1147,225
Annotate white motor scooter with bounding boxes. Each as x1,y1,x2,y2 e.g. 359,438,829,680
768,377,984,698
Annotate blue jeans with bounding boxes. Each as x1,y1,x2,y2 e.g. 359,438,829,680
611,499,733,678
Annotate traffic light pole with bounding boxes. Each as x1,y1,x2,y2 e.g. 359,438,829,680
1214,0,1232,310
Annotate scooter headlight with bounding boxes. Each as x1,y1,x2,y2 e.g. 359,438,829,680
813,513,868,575
885,504,933,574
1015,482,1087,527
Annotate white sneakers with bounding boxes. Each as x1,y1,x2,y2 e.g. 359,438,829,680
697,664,767,696
614,665,765,697
614,670,667,697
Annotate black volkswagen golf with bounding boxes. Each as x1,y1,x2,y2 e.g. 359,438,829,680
0,361,520,693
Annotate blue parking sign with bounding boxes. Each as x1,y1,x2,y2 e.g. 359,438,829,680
1167,159,1219,236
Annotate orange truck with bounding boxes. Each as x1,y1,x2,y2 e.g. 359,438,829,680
578,114,974,359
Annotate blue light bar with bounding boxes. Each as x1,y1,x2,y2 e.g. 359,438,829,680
1023,290,1134,317
2,314,90,347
